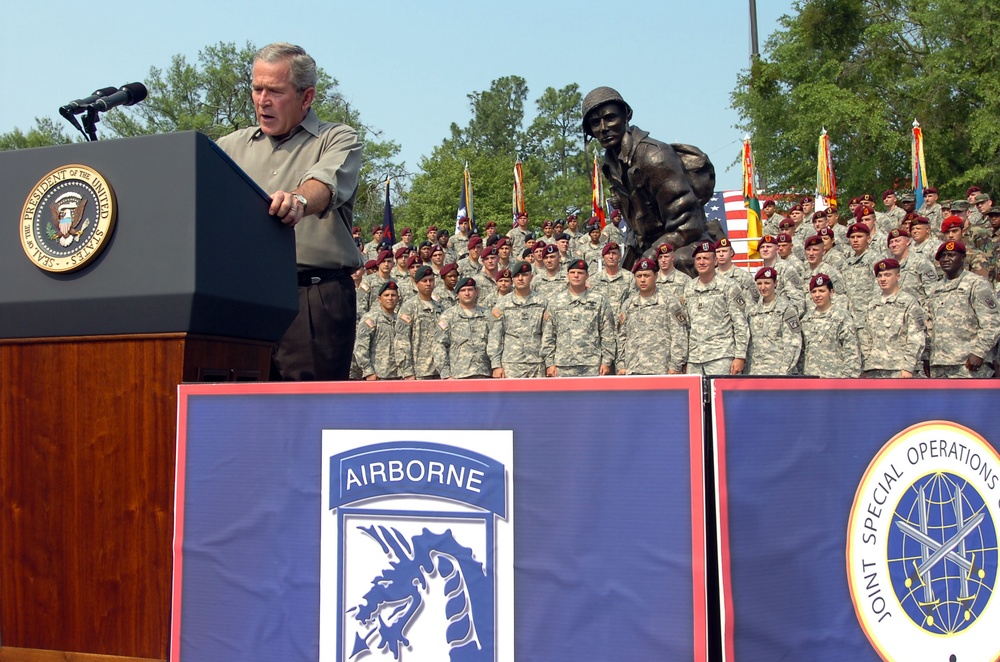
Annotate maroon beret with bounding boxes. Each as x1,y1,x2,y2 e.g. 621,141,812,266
376,249,393,264
692,241,716,256
847,223,870,236
496,236,511,247
776,233,793,243
967,186,982,196
882,189,896,200
887,228,910,244
427,225,438,232
804,235,823,248
405,255,423,269
873,258,900,275
755,267,777,281
467,235,482,249
532,241,547,252
759,234,778,245
779,218,796,229
632,257,657,274
543,243,559,256
394,246,410,259
657,242,675,254
936,241,967,260
809,274,833,291
364,259,377,270
480,245,498,257
909,215,930,226
601,242,621,256
923,188,937,196
818,227,835,238
715,238,732,250
439,262,458,277
812,210,827,220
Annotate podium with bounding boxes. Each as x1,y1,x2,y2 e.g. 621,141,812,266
0,133,298,661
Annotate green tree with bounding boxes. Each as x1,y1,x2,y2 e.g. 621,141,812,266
732,0,1000,200
399,78,592,239
0,117,73,150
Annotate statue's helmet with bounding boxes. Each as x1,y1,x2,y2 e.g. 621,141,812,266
582,86,633,137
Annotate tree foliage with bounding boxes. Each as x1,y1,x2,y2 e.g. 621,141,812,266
398,78,591,237
732,0,1000,200
0,117,74,150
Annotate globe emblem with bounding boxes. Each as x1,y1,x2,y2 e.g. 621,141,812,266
888,472,998,634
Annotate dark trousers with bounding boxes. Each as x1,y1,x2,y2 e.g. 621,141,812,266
271,273,356,381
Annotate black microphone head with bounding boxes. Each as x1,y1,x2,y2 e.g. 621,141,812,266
122,82,148,105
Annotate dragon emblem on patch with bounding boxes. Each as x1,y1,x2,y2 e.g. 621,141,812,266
321,432,513,661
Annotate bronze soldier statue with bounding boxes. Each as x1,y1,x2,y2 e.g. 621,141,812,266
583,86,718,274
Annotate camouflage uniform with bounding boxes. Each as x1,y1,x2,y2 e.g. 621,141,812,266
617,292,688,374
910,238,937,262
362,239,382,261
746,297,803,375
354,307,401,379
927,271,1000,378
839,249,879,320
448,231,471,260
800,305,861,378
859,290,926,375
918,202,944,230
486,292,553,378
432,284,458,310
358,274,396,314
762,213,785,237
531,271,568,302
804,262,843,296
547,288,617,376
897,252,939,307
590,269,637,314
680,275,749,374
507,226,529,257
434,304,496,379
457,256,483,278
656,269,692,304
580,241,607,273
718,265,760,304
395,296,444,379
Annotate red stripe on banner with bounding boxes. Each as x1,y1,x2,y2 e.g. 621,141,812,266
719,191,761,271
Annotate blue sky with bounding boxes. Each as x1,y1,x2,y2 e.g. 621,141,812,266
3,0,795,190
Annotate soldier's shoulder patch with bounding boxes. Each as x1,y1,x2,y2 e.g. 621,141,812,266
399,313,412,323
618,312,626,325
985,294,998,310
543,310,551,321
360,282,370,292
492,308,503,318
364,317,376,329
786,316,800,331
438,319,449,330
734,294,746,308
431,293,440,301
675,309,689,325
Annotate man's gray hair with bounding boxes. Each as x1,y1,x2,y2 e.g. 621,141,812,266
255,42,318,91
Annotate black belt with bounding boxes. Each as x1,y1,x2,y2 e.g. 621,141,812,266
297,267,355,286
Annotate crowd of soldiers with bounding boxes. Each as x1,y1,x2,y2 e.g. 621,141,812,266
348,185,1000,380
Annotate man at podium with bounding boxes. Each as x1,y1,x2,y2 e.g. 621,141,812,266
217,42,364,380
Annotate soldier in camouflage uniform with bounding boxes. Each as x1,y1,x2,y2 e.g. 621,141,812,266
679,241,749,376
435,277,497,379
803,235,843,294
908,215,937,263
545,259,617,377
756,235,807,317
448,216,473,259
487,262,553,378
616,257,687,375
532,243,568,301
927,241,1000,378
507,212,531,257
886,227,938,308
817,227,847,271
841,223,879,320
579,219,607,271
943,216,990,277
918,187,944,233
859,259,925,378
590,242,636,313
433,263,460,310
745,267,802,375
480,267,512,310
984,208,1000,282
715,237,759,304
655,242,692,303
396,266,444,380
776,232,808,278
354,281,402,380
396,254,423,305
362,227,384,261
882,189,906,227
602,209,626,247
457,235,484,278
800,274,862,378
761,199,784,237
358,250,397,314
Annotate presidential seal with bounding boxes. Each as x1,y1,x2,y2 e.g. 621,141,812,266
847,421,1000,661
20,164,116,273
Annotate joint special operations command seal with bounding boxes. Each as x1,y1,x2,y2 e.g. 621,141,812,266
20,164,116,273
848,421,1000,661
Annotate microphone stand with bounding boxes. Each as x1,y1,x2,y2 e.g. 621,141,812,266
82,107,101,142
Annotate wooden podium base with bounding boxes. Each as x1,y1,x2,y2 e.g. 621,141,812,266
0,334,271,660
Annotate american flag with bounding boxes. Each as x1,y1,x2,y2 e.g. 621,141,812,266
704,190,762,272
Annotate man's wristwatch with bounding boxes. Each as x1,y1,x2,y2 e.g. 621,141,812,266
293,193,308,211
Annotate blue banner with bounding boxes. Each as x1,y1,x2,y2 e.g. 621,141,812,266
172,377,706,662
714,379,1000,661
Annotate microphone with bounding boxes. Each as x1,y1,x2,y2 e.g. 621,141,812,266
89,83,148,112
60,87,118,115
